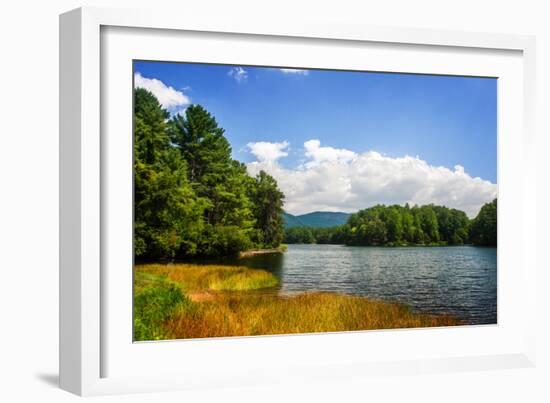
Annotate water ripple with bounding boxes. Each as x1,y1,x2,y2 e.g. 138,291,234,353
235,244,497,325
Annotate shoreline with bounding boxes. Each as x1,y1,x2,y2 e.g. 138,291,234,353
238,245,288,258
134,263,460,340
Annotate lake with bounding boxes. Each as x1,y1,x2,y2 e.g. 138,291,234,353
234,244,497,325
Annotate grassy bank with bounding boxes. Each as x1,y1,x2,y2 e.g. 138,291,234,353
134,264,460,341
137,263,279,292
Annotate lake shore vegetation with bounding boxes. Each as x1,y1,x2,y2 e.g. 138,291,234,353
134,264,460,340
134,88,285,261
284,200,497,247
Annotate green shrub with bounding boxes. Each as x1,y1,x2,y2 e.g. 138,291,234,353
133,272,193,341
199,225,252,257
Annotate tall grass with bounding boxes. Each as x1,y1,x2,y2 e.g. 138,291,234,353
165,292,459,339
134,264,460,341
136,263,279,292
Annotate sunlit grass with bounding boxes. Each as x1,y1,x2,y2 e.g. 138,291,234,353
136,263,279,292
165,292,459,339
134,264,460,341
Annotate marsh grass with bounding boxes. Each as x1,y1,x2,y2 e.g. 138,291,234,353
136,263,279,292
134,264,460,341
165,292,459,339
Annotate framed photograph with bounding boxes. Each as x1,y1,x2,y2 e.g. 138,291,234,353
60,6,537,396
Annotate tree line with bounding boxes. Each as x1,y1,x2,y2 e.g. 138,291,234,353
134,88,285,260
284,200,497,247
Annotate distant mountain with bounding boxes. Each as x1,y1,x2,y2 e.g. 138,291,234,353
282,212,306,228
283,211,351,229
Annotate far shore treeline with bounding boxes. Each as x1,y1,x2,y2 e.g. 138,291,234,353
134,87,496,261
284,200,497,247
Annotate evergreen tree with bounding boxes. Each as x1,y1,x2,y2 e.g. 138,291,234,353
249,170,286,247
169,105,231,185
134,90,286,259
134,88,170,165
134,89,205,259
169,106,255,230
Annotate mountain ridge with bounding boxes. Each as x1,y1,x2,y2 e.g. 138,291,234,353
283,211,351,229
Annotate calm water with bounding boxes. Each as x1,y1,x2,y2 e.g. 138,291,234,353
232,244,497,325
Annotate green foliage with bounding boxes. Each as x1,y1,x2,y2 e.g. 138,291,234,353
284,201,495,247
169,105,230,185
169,106,251,227
385,208,403,243
134,148,206,259
134,88,170,165
432,205,470,245
284,226,316,244
198,225,253,257
133,271,192,341
470,199,497,246
362,217,388,245
134,89,206,259
248,171,285,247
134,89,285,260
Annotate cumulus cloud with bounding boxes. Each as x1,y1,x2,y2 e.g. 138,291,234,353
134,73,191,112
228,67,248,82
280,68,309,75
303,139,356,167
246,140,497,218
247,141,290,163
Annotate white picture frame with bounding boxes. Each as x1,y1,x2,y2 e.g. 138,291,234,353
59,6,537,396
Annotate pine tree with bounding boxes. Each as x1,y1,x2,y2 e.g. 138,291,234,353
134,89,205,259
249,171,285,247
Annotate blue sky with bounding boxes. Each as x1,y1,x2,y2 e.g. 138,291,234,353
134,60,496,182
134,61,497,216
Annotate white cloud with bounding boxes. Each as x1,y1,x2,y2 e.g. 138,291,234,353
303,139,356,167
246,140,497,218
280,68,309,75
247,141,290,163
134,73,191,111
228,67,248,82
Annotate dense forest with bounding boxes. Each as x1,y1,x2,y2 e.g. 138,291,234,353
284,200,497,247
134,88,285,260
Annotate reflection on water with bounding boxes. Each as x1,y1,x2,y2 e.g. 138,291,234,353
193,244,497,325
